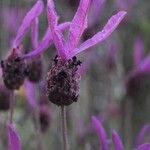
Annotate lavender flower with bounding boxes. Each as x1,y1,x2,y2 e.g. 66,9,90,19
126,37,150,97
7,123,21,150
92,116,150,150
1,0,43,90
43,0,126,106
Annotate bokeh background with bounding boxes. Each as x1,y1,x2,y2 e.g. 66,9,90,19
0,0,150,149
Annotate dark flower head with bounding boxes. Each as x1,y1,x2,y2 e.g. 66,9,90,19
1,48,26,90
47,56,80,106
26,57,43,83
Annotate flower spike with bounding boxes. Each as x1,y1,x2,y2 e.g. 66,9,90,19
112,130,124,150
66,0,91,52
13,0,43,48
7,123,21,150
92,116,109,150
68,11,127,59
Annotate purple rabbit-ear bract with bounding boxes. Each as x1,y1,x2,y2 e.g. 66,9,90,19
112,130,124,150
22,22,70,59
7,123,21,150
67,11,127,59
24,81,37,109
66,0,91,52
92,116,109,150
31,18,39,49
134,36,144,67
47,0,67,60
12,0,43,48
135,124,150,148
136,143,150,150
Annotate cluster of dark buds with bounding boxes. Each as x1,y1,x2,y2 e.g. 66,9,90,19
1,48,26,90
47,56,81,106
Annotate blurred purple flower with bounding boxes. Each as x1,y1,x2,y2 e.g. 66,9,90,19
134,37,144,67
114,0,137,11
25,0,126,61
24,81,37,109
88,0,106,28
92,116,109,150
112,130,124,150
135,124,150,148
92,116,150,150
7,123,21,150
0,7,26,34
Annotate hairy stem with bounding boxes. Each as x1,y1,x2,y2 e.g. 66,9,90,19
61,106,69,150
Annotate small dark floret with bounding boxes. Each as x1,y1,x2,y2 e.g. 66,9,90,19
26,57,43,83
1,48,26,90
46,56,81,106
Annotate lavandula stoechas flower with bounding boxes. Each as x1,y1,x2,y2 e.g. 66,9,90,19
126,37,150,98
45,0,126,106
1,0,43,90
92,116,150,150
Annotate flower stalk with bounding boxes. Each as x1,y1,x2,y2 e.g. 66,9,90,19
61,106,69,150
10,91,15,123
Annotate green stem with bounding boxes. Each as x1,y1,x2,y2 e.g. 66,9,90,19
61,106,69,150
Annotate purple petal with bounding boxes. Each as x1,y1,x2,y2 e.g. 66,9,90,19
68,11,127,58
31,18,39,49
22,22,70,59
135,124,150,148
137,143,150,150
24,81,37,108
88,0,106,28
112,130,124,150
7,123,21,150
12,0,43,48
137,54,150,74
134,37,144,67
66,0,91,52
92,116,109,150
47,0,67,60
